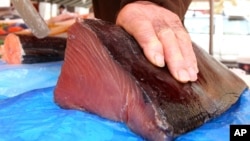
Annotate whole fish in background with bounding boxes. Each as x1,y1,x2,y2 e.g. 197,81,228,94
1,34,66,64
54,19,247,141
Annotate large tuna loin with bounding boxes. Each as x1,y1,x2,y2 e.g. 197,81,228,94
54,19,247,141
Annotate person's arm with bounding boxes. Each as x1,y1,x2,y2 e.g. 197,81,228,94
92,0,121,23
92,0,192,23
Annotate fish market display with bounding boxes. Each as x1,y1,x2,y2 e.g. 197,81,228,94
54,19,247,141
1,33,66,64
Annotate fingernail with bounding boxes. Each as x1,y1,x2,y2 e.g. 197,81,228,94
188,67,198,81
194,66,199,73
177,69,190,82
154,54,165,67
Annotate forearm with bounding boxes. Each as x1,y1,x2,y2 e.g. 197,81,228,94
92,0,121,23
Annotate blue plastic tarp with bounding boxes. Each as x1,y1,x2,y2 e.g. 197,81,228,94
0,61,250,141
0,61,62,98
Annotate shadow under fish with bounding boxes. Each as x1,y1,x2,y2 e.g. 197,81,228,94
54,19,247,141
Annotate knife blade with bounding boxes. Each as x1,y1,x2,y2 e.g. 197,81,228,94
11,0,50,38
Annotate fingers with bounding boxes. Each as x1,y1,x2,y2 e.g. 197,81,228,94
116,1,199,83
158,26,198,82
118,18,198,82
175,29,199,78
130,22,165,67
124,20,198,83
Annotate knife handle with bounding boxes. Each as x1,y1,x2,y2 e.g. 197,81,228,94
11,0,50,38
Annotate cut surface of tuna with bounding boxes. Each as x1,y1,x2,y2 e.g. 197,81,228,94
54,19,247,141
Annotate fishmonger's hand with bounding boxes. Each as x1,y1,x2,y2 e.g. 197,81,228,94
116,1,198,83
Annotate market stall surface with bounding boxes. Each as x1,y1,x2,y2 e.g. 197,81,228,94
0,61,249,141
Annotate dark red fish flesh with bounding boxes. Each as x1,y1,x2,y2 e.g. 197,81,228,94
54,19,247,141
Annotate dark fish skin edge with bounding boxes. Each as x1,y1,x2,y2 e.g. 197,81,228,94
22,55,64,64
16,34,66,63
54,19,248,141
